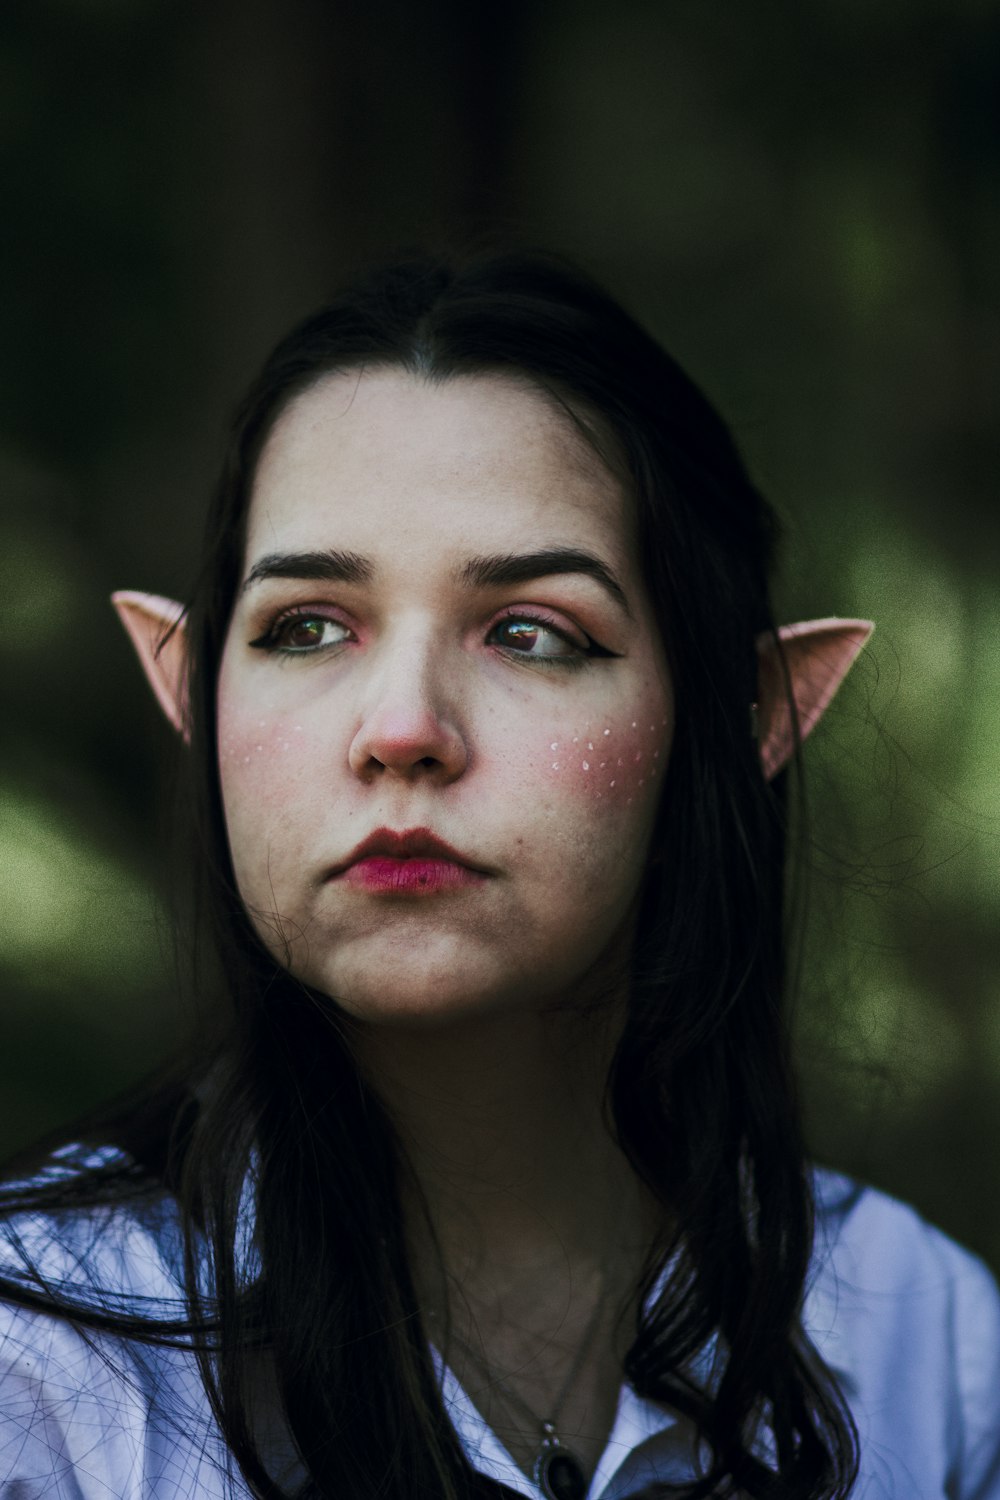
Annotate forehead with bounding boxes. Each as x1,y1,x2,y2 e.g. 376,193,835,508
245,369,634,568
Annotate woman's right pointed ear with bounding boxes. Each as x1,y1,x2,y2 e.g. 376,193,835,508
111,591,190,740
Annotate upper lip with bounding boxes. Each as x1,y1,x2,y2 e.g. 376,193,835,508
330,827,481,876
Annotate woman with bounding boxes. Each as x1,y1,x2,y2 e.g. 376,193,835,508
0,251,997,1500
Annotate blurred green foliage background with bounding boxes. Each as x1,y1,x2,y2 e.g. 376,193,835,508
1,0,998,1268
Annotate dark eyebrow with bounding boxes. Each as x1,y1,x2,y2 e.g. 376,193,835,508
459,548,631,616
241,549,373,593
240,544,631,616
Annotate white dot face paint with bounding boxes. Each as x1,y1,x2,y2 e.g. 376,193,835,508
216,369,673,1026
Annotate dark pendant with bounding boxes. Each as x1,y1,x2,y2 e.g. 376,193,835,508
536,1445,587,1500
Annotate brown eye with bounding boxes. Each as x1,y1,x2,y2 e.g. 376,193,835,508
250,614,352,653
283,617,329,649
489,618,577,658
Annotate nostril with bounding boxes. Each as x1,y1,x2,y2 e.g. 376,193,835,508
349,714,467,781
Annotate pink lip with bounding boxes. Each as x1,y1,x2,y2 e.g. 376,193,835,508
330,827,487,895
341,857,484,893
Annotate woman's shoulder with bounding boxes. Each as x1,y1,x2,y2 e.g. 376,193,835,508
808,1166,1000,1497
0,1140,189,1314
0,1145,237,1498
810,1164,999,1307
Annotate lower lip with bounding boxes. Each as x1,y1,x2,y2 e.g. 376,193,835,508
338,857,485,893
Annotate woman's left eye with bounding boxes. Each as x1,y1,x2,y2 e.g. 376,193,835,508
487,617,584,660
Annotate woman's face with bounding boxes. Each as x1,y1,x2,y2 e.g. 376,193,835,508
217,370,673,1026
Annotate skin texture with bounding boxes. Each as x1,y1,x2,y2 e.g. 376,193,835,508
217,370,673,1029
119,375,872,1483
215,371,676,1480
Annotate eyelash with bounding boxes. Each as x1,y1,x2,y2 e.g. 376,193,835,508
248,606,614,665
249,609,351,655
488,610,611,666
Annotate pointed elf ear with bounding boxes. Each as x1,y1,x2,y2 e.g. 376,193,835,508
755,618,874,780
111,590,190,741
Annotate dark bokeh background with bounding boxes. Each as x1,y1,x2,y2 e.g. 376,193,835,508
2,0,999,1268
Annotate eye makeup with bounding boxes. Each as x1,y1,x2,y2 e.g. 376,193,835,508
249,607,354,654
486,607,617,667
245,600,619,667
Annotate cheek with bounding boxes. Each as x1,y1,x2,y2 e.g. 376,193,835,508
218,712,308,769
539,712,671,807
215,699,322,833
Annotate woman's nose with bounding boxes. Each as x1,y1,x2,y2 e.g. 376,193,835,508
347,644,468,784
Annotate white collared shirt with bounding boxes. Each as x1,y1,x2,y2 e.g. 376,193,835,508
1,1161,999,1498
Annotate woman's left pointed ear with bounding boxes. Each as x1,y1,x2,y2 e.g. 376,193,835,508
755,618,874,780
111,590,190,741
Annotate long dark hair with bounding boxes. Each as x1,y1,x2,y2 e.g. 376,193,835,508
0,251,858,1498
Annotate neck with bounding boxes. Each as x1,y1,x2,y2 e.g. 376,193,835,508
352,997,657,1302
352,996,663,1489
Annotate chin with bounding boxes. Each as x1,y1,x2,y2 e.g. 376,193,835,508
319,977,520,1031
300,938,527,1030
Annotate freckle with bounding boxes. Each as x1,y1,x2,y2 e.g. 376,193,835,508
582,761,589,770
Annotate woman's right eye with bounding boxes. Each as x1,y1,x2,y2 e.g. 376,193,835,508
250,614,352,653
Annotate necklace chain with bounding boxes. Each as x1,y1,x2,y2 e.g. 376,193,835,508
446,1274,609,1436
430,1265,613,1497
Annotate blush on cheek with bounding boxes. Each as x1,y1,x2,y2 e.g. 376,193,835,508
217,714,310,788
544,715,671,803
